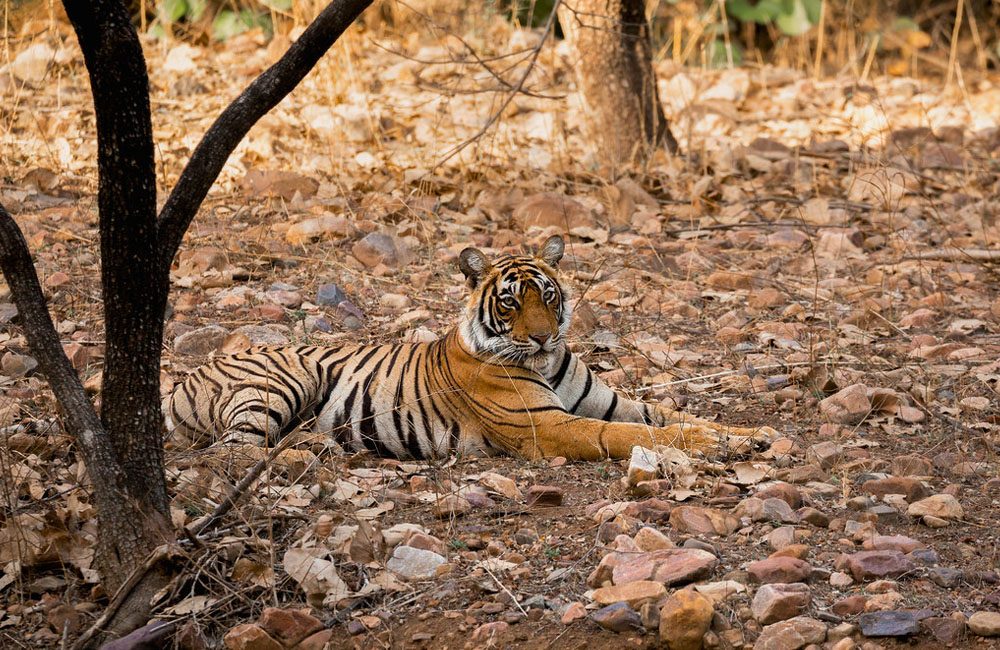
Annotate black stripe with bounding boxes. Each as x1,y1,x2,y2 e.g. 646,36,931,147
569,371,593,413
340,384,359,445
601,393,619,421
550,351,572,388
405,412,423,459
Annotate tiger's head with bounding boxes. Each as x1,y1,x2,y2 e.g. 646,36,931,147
457,235,572,364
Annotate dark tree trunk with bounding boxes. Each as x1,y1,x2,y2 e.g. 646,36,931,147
558,0,677,170
0,0,373,643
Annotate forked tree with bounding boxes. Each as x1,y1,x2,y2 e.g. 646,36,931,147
558,0,678,168
0,0,372,641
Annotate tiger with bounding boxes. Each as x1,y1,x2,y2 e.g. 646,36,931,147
164,235,776,460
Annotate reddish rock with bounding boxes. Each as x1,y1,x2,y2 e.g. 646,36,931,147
922,617,965,644
353,232,407,267
561,601,587,624
832,595,868,616
751,583,811,624
845,550,915,581
223,624,282,650
297,630,333,650
796,507,830,527
818,384,871,424
669,506,740,536
611,548,718,587
526,485,563,506
471,621,510,642
249,304,286,321
754,616,827,649
512,193,596,231
862,477,928,502
45,603,81,635
770,544,809,561
257,608,323,647
862,535,924,554
592,581,666,608
747,557,812,584
891,454,933,476
756,483,803,509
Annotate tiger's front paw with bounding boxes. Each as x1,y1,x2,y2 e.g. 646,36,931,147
724,425,778,456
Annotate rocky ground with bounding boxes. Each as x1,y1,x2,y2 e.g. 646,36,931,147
3,9,1000,650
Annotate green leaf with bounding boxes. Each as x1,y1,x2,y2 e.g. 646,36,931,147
803,0,822,25
187,0,207,21
726,0,782,24
708,39,744,68
212,10,250,41
158,0,187,24
892,16,919,32
262,0,293,10
775,0,812,35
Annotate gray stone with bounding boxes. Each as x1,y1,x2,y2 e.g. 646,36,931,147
233,324,290,345
751,583,811,624
315,283,347,307
591,602,643,633
922,617,965,644
385,545,446,581
763,498,800,523
928,567,963,588
858,611,920,637
174,325,228,356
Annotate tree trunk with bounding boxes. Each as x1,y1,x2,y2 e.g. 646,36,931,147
557,0,677,170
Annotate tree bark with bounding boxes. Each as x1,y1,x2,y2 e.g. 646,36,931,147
557,0,677,170
0,0,373,643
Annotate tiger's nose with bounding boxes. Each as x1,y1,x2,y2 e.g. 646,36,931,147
529,333,550,345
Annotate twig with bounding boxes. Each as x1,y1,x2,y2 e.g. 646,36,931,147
904,248,1000,262
428,0,562,174
635,361,816,393
482,564,527,616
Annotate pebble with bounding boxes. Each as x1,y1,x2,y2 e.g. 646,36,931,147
432,495,471,518
857,611,920,637
512,193,596,230
257,608,323,647
634,526,674,551
833,595,867,616
762,498,800,523
223,624,282,650
796,507,830,527
174,325,228,356
385,545,446,581
314,283,347,307
921,616,966,644
861,535,923,554
928,567,963,588
658,588,714,650
756,483,803,509
514,528,539,546
818,385,871,424
669,506,740,536
611,548,718,587
753,616,827,650
891,454,932,476
591,581,666,608
861,477,927,502
627,446,660,486
353,232,406,267
747,557,812,584
591,602,643,633
907,494,964,520
470,621,509,642
969,611,1000,636
830,572,853,587
526,485,563,507
751,583,811,624
844,550,915,581
560,602,586,624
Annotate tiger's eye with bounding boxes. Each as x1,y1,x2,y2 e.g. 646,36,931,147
500,296,518,309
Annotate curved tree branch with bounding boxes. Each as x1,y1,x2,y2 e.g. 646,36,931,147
156,0,374,273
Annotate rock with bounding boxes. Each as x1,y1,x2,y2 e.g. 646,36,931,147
174,325,228,356
928,567,964,588
480,472,522,499
762,498,800,523
752,583,811,624
285,216,352,245
796,507,829,527
845,551,915,581
612,548,718,587
862,535,924,554
862,478,927,502
257,608,323,647
753,616,827,650
11,42,55,84
404,532,446,557
224,624,282,650
818,384,871,424
232,325,290,345
767,527,796,551
756,483,803,509
907,494,964,519
891,454,932,476
177,622,209,650
634,526,674,551
669,506,740,536
385,545,446,581
592,581,666,608
922,616,965,644
471,621,509,642
512,193,596,231
592,602,643,633
560,601,587,624
297,629,333,650
830,572,853,587
315,283,347,307
857,611,920,637
514,528,539,545
628,446,660,486
433,495,471,518
658,589,714,650
693,580,746,604
969,611,1000,636
353,232,407,268
640,601,660,630
45,603,81,635
833,595,867,615
747,557,812,584
526,485,563,506
805,441,845,469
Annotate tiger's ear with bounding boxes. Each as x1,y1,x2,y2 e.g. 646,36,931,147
459,247,491,287
537,234,564,267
